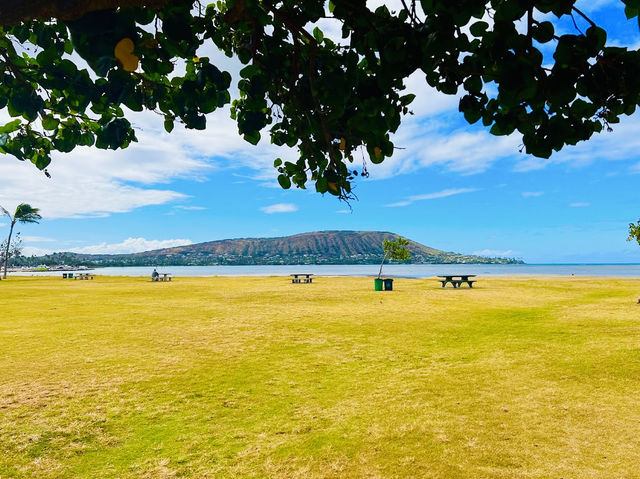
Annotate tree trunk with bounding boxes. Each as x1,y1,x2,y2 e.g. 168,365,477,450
2,220,15,279
377,251,388,279
0,0,173,26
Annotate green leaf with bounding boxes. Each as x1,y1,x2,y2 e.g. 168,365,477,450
400,93,416,106
469,21,489,37
464,76,482,94
0,119,22,134
420,0,434,11
625,5,639,18
32,153,51,170
95,56,116,77
79,131,95,146
36,47,60,66
63,39,74,54
186,114,206,130
239,64,260,79
54,132,78,152
9,88,41,121
313,26,324,43
490,120,515,136
164,118,174,133
532,21,554,43
41,116,59,131
315,176,328,193
277,174,291,189
369,146,384,164
244,130,261,145
96,118,131,150
586,26,607,52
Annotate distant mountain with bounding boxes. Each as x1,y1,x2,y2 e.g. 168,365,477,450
18,231,523,267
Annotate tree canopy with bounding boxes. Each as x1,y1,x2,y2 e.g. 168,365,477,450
1,203,41,278
629,220,640,245
1,0,640,199
378,236,410,278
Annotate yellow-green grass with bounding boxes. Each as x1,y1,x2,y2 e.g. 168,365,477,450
1,275,640,478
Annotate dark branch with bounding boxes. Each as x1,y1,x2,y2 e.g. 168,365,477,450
572,6,597,29
0,0,173,25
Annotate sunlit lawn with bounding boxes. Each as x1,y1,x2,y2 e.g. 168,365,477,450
1,275,639,478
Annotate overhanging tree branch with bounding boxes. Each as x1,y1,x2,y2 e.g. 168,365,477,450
0,0,172,25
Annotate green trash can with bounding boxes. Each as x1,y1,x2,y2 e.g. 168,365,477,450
68,273,73,279
374,278,383,291
383,278,394,291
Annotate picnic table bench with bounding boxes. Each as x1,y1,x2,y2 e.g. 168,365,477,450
152,273,172,282
290,273,313,284
438,275,477,288
73,273,94,280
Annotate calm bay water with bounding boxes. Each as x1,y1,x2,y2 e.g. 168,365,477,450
13,264,640,278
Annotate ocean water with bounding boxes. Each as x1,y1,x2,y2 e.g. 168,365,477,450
12,263,640,278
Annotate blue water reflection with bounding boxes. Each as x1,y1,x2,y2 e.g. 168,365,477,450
12,264,640,278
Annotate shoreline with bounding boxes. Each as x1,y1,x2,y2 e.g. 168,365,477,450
5,263,640,278
6,273,640,280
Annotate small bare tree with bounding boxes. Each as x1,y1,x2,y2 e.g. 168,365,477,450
1,233,23,268
377,236,411,279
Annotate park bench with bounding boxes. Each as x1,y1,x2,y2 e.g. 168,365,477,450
73,273,94,280
152,273,172,282
290,273,313,284
438,275,477,288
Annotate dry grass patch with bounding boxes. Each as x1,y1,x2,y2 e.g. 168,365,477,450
1,275,639,478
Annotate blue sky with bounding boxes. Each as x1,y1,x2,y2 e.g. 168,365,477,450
1,0,640,264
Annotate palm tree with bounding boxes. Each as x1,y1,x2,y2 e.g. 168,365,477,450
1,203,41,279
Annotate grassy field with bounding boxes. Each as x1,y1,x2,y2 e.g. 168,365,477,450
1,275,639,478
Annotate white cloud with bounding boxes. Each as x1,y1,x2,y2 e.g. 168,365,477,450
23,237,193,256
69,237,193,255
0,123,203,219
21,235,56,242
403,71,459,118
610,38,640,50
473,249,517,257
569,202,590,208
22,246,54,257
173,205,206,210
260,203,299,214
0,161,188,219
370,119,524,180
336,209,352,214
386,188,477,207
522,191,544,197
0,103,299,219
512,156,553,172
513,112,640,172
0,222,5,227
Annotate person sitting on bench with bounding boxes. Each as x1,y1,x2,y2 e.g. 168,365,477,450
151,268,159,281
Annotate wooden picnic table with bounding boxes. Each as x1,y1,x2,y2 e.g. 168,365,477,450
438,275,477,288
290,273,313,284
73,273,94,280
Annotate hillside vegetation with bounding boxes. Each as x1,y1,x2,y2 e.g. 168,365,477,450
17,231,522,267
